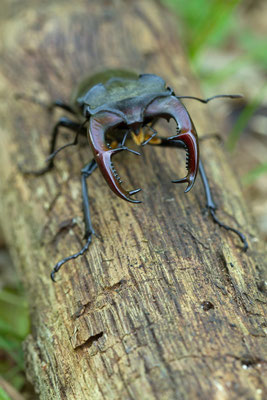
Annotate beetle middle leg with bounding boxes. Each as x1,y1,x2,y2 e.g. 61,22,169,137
21,117,86,176
146,136,248,251
51,159,98,281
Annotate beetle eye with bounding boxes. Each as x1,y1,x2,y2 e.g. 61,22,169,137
176,126,181,134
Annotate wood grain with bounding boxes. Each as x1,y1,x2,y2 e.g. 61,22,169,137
0,0,266,399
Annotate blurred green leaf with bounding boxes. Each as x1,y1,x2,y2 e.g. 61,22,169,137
188,0,241,60
0,290,27,308
0,386,12,400
239,31,267,69
162,0,267,86
0,288,29,339
162,0,241,59
0,336,24,368
227,84,267,151
1,365,25,392
0,284,29,392
197,55,250,86
242,162,267,185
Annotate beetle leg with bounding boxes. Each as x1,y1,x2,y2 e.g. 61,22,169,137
198,160,248,251
147,136,248,251
21,117,86,175
45,119,87,163
51,159,98,281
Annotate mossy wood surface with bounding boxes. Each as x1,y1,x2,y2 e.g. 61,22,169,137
0,0,266,399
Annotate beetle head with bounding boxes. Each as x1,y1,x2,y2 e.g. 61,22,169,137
88,95,199,203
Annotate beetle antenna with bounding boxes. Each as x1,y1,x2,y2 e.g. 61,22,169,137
176,94,243,104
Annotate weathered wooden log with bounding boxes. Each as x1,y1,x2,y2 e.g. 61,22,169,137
0,0,266,399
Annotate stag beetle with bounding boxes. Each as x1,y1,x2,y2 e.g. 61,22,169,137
21,69,248,281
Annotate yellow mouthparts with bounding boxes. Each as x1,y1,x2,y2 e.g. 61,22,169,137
131,128,161,146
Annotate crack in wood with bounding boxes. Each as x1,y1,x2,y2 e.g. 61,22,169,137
74,331,104,350
72,279,127,319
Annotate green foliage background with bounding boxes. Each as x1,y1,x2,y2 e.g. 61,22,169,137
163,0,267,178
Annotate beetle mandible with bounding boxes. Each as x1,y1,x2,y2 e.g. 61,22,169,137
21,69,248,280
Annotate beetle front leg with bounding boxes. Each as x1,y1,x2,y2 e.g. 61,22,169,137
51,159,98,281
146,135,248,251
21,117,86,176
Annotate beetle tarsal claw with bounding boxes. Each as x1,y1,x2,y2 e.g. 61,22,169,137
124,187,142,203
